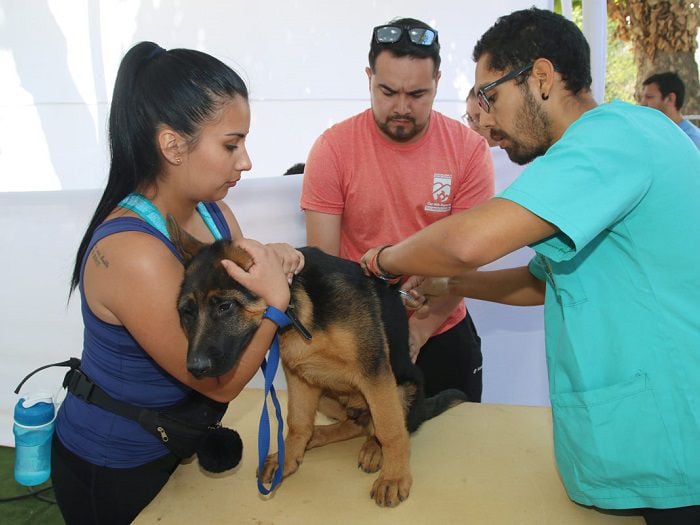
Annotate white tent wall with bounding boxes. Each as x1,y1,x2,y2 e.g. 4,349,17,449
2,0,622,447
0,0,556,191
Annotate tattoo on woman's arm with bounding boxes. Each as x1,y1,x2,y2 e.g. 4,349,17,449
92,248,110,268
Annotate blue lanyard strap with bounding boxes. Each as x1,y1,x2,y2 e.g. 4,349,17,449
257,305,292,495
117,193,223,241
196,202,223,241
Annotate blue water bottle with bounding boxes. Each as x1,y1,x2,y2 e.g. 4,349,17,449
13,392,55,486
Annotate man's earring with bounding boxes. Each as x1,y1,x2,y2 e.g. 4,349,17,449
541,93,549,101
174,156,182,165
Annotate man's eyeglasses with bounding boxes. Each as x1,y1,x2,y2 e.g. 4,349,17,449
373,25,438,47
477,64,533,114
461,112,478,127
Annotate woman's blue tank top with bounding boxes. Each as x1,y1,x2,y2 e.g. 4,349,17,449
55,201,231,467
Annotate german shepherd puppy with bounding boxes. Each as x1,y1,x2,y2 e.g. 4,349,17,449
167,219,466,507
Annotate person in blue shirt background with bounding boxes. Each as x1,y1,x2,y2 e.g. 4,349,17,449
361,8,700,525
641,71,700,149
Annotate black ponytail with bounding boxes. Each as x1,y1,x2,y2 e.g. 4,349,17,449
70,42,248,295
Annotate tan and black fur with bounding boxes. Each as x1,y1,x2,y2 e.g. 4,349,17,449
168,219,466,507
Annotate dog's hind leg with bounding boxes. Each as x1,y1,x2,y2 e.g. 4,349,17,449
360,376,412,507
307,394,370,449
358,435,382,473
260,371,321,484
316,395,348,421
307,419,367,450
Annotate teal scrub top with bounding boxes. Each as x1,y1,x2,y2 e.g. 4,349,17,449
499,100,700,509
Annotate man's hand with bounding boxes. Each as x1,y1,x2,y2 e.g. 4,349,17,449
360,246,382,277
401,276,451,319
406,290,463,363
408,317,433,363
399,276,426,311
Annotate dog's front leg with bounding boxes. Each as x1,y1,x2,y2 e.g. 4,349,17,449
362,377,412,507
260,370,320,483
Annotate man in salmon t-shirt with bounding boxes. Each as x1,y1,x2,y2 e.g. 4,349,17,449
300,17,494,401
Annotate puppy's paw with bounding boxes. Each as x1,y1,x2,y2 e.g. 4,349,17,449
358,436,382,473
259,452,280,483
370,472,412,507
282,454,302,478
259,451,303,483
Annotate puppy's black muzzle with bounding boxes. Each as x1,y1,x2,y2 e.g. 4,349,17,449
187,353,216,378
186,332,253,379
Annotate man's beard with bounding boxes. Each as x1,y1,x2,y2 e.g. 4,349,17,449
376,114,425,142
491,87,553,165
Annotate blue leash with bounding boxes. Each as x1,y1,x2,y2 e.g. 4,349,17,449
257,306,292,495
118,193,293,494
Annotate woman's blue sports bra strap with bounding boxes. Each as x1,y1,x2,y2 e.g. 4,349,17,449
118,193,223,241
196,202,223,241
118,193,168,238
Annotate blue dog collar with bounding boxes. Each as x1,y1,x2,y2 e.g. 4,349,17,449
262,306,292,329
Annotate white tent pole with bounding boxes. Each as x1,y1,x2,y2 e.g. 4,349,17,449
582,0,608,103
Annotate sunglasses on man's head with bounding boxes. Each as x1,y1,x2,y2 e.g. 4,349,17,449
373,25,438,46
477,64,533,114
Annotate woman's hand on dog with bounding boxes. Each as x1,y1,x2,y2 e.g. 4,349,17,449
265,243,305,284
221,239,291,310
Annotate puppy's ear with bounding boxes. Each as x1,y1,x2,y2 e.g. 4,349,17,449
223,244,254,272
166,215,206,264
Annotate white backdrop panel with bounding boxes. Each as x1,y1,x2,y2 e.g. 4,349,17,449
0,0,551,190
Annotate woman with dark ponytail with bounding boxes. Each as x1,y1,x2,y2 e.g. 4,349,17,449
52,42,302,523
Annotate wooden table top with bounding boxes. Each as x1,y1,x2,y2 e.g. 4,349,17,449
135,389,643,525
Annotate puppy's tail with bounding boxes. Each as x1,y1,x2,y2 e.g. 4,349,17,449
406,388,467,432
423,388,468,419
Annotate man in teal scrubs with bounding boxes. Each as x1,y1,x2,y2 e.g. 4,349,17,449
358,8,700,524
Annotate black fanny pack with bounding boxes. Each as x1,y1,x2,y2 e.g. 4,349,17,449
15,358,242,473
